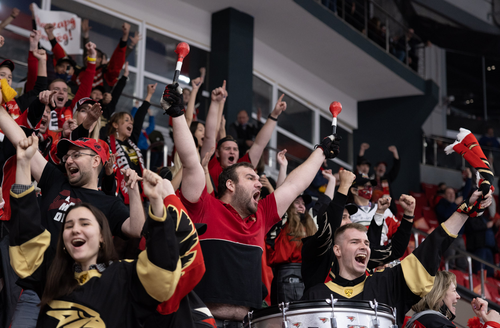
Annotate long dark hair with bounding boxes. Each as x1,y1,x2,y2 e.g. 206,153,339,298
285,203,317,248
39,203,118,310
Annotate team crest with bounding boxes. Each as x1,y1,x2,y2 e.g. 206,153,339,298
46,300,105,327
292,323,302,327
344,288,353,297
348,325,367,328
347,316,355,322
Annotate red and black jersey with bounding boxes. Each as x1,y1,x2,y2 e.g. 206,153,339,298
180,187,281,309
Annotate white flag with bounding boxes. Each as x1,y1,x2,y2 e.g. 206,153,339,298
33,4,82,55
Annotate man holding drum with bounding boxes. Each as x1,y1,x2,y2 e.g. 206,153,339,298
303,188,493,325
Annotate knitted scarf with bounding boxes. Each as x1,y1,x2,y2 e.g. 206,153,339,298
108,134,145,204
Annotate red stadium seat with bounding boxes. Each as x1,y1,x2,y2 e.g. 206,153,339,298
410,192,428,208
422,207,439,228
421,183,439,206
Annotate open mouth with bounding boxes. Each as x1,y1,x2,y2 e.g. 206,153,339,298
228,156,235,163
355,254,367,264
68,167,79,175
253,191,261,202
57,96,65,104
126,126,132,132
71,238,86,247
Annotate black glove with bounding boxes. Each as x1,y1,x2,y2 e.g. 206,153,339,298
160,83,185,117
315,134,341,159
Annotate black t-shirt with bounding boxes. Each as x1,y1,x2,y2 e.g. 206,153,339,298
39,163,130,249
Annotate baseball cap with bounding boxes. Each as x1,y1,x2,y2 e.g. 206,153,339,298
56,57,77,69
91,85,106,95
296,193,312,206
357,158,371,167
345,203,359,215
57,138,110,165
73,97,97,113
0,59,15,72
353,173,377,187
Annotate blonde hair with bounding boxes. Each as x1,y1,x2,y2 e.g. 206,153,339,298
412,271,457,313
285,203,317,248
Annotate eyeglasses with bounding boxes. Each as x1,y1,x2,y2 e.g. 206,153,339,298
62,151,96,163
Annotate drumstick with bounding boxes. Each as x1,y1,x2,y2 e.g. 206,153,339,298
172,42,190,84
329,101,342,135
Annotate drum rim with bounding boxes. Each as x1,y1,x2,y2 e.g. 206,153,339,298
247,300,394,320
250,308,396,324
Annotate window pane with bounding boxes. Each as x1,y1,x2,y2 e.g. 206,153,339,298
1,30,29,83
277,91,313,143
320,115,351,164
252,75,273,117
143,77,169,128
114,72,136,114
52,0,138,66
0,0,41,30
145,29,209,87
277,133,312,172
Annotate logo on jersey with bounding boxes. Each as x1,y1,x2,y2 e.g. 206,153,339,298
46,300,104,327
344,288,353,297
48,190,81,222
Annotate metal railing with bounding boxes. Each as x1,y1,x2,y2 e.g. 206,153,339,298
316,0,426,77
413,228,500,298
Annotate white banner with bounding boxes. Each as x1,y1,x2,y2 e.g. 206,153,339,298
33,4,82,55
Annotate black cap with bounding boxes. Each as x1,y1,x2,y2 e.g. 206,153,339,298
0,59,15,72
91,85,106,95
357,158,371,167
353,173,377,187
296,193,312,206
56,57,77,68
195,223,207,236
345,203,358,215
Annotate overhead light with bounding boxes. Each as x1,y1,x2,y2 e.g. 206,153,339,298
178,75,190,84
487,67,491,71
470,99,474,103
466,100,470,104
493,66,496,70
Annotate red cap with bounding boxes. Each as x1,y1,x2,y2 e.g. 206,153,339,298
57,138,110,165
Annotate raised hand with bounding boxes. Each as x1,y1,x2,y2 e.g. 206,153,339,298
85,42,97,59
102,92,112,105
376,195,392,214
129,31,142,47
29,30,41,52
221,80,228,100
11,8,20,18
122,168,142,191
147,83,157,96
211,86,225,103
81,19,91,38
44,23,55,40
142,169,163,200
160,83,184,116
338,169,356,187
62,118,77,138
105,153,116,176
270,94,286,118
84,102,103,126
121,22,131,41
32,49,46,61
38,90,57,107
399,194,416,216
388,145,399,159
191,77,202,90
201,147,215,170
360,143,370,151
17,134,39,162
322,169,335,181
317,134,342,159
277,149,288,168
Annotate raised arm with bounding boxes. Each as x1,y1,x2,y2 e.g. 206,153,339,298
185,76,202,127
248,94,287,167
161,84,205,203
120,168,146,238
275,149,288,188
0,8,19,32
274,135,340,217
200,85,225,160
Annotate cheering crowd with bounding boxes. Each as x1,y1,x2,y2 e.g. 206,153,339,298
1,5,500,328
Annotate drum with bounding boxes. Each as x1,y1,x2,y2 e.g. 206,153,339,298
245,299,396,328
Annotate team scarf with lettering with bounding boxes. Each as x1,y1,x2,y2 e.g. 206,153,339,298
108,134,146,204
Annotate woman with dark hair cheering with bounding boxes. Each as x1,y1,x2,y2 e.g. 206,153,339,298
9,134,192,327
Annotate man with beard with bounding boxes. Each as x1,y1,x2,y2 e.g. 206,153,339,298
161,84,342,327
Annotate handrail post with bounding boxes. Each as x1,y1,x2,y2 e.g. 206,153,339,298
468,256,474,291
385,17,389,53
163,145,168,167
433,139,437,167
146,149,151,170
364,0,368,36
422,135,426,165
480,264,485,298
